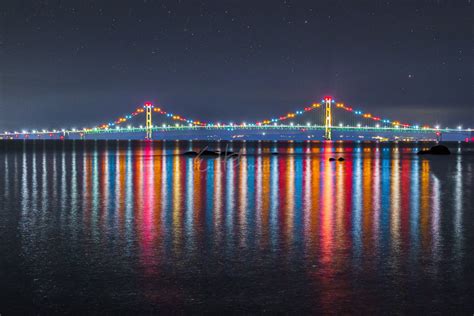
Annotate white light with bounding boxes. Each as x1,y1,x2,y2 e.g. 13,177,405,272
435,125,440,129
375,124,380,128
127,125,131,129
339,123,343,127
306,122,310,126
290,122,294,126
162,124,166,127
457,125,462,130
357,123,361,127
72,128,76,132
22,130,26,134
139,125,143,128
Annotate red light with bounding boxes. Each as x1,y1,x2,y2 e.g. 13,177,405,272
324,96,332,101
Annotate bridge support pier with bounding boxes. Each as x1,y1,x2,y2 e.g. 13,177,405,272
145,103,153,140
324,97,332,140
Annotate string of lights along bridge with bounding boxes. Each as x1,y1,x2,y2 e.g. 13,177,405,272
1,97,472,142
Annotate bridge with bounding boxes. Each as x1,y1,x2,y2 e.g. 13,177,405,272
1,97,472,142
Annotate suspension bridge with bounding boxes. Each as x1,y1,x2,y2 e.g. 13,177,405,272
1,97,472,142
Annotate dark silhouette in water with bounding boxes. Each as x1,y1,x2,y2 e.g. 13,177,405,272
417,144,451,155
183,151,199,157
183,147,239,159
183,150,220,157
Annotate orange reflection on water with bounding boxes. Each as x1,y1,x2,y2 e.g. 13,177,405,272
284,148,295,248
420,159,431,251
260,154,271,250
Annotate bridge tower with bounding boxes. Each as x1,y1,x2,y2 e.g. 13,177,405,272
324,97,333,140
145,102,153,140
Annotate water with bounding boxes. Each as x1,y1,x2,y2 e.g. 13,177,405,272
0,140,473,314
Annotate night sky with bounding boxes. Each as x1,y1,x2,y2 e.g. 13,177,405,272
1,0,472,130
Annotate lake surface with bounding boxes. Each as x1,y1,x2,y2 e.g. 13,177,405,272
0,140,473,314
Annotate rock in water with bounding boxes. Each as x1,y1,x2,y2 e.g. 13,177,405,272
183,151,198,157
417,145,451,155
199,150,220,157
430,145,451,155
226,152,239,158
183,150,220,157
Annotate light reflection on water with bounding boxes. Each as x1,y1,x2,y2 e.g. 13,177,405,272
0,140,473,313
